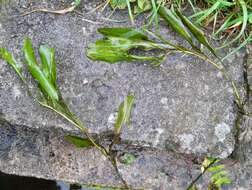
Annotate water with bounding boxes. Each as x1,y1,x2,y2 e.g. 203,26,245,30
0,171,91,190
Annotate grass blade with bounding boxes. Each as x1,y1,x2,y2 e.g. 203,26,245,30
126,0,134,24
221,32,252,61
150,0,159,28
195,0,221,24
214,13,234,36
219,0,248,48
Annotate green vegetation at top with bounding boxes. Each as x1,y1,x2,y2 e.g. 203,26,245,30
106,0,251,58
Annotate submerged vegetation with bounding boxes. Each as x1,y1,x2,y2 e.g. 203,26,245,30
1,0,252,189
0,39,135,189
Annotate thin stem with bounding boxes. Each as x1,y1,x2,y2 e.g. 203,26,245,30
37,100,131,188
148,27,242,108
126,0,134,24
110,156,131,190
186,158,218,190
37,101,109,156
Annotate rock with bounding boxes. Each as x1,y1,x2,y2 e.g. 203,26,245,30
0,0,249,189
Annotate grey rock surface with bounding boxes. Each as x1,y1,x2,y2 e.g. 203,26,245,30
0,0,241,157
0,0,251,189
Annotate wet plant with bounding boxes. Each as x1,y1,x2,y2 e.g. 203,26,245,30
86,6,245,189
0,39,135,190
106,0,251,61
86,5,242,108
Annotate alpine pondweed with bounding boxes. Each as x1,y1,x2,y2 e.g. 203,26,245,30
0,39,135,189
87,27,168,66
109,94,135,151
86,6,242,109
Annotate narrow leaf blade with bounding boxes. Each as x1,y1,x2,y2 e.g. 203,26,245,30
23,38,38,66
0,48,26,82
23,38,59,101
158,6,194,48
39,45,57,87
65,135,94,148
98,27,148,40
175,9,218,57
114,94,135,134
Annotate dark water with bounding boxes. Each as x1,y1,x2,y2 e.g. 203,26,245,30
0,171,89,190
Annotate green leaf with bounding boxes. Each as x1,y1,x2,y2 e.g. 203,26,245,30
110,0,127,9
214,13,234,36
158,6,195,48
86,35,167,64
98,27,148,40
214,176,231,187
114,94,135,135
39,45,57,87
207,164,225,172
201,157,219,172
249,13,252,24
65,135,93,148
134,0,152,14
175,9,218,57
0,48,26,83
23,38,38,67
220,0,248,48
120,153,136,165
73,0,81,6
87,39,133,63
23,38,59,101
195,0,222,24
211,170,228,182
110,0,136,9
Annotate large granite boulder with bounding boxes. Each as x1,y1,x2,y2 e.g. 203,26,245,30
0,0,251,189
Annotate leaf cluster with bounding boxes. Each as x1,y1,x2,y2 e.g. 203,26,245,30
0,39,94,147
87,27,167,66
201,157,231,190
0,39,136,154
87,6,218,67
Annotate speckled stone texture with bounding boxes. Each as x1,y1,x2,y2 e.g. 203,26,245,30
0,0,251,189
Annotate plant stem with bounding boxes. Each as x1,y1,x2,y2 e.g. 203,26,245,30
186,158,218,190
148,28,243,108
37,101,109,156
38,100,131,189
